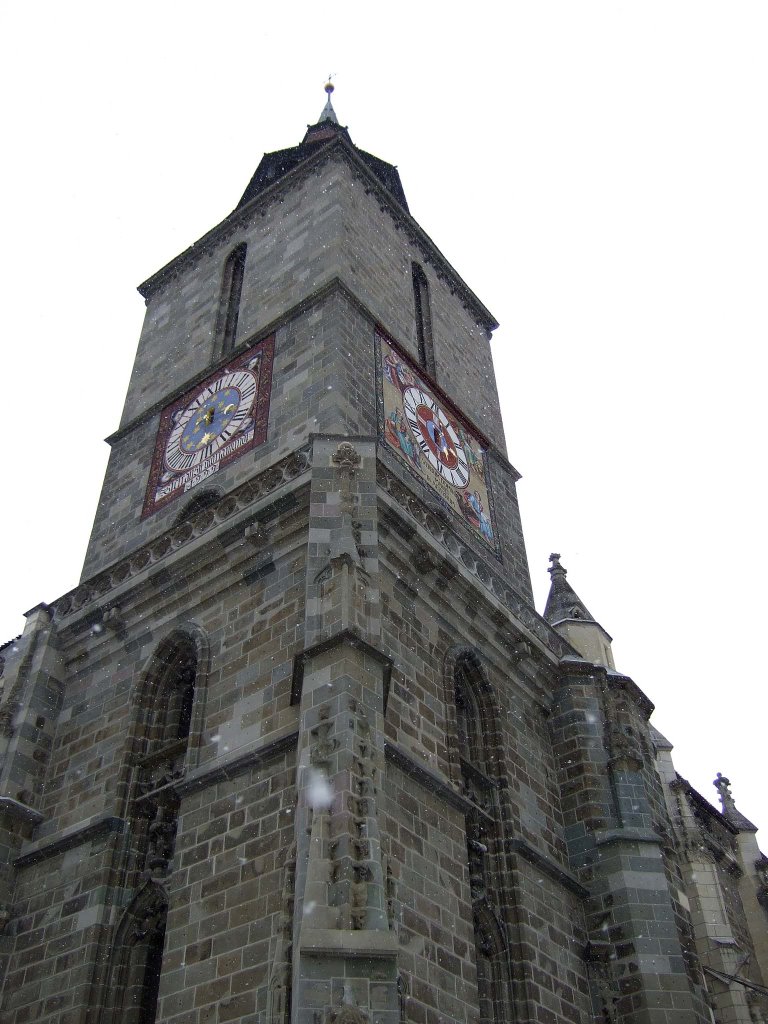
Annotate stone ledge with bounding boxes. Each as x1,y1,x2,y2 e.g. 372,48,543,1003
291,629,393,707
378,461,569,667
383,745,587,898
174,727,299,796
0,797,45,827
594,827,662,847
384,742,489,819
15,813,125,868
298,927,398,957
506,839,588,898
52,447,312,628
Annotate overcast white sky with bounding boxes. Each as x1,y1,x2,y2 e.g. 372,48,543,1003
0,2,765,833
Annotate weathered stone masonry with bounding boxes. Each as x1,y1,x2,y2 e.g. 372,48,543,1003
1,91,766,1024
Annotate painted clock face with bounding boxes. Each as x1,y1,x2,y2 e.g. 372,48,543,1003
164,370,258,473
402,386,470,488
143,335,274,518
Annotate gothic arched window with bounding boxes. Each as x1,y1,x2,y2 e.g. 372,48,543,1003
215,243,247,355
137,634,198,756
474,903,516,1024
102,882,168,1024
452,651,516,1024
129,634,199,884
412,261,436,379
107,633,202,1023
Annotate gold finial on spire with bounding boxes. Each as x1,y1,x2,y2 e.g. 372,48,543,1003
318,75,338,125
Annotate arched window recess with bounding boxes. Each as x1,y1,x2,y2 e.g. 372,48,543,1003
449,647,516,1024
454,652,500,812
215,242,247,356
100,880,169,1024
412,261,436,379
473,901,517,1024
129,630,206,881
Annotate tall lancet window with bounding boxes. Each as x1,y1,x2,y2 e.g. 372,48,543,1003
412,261,436,379
454,652,515,1024
104,633,200,1024
216,243,247,355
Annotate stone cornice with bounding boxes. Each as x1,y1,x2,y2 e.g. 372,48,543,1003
137,136,498,334
557,659,656,719
603,671,655,720
594,827,663,847
377,458,570,668
174,726,299,796
49,445,312,629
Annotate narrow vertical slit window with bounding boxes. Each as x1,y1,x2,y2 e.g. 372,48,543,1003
412,262,436,379
216,243,247,355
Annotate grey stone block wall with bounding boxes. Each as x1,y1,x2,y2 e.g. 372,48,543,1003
3,121,763,1024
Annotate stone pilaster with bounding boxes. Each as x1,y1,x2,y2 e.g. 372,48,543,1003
0,605,66,985
551,659,707,1024
290,437,398,1024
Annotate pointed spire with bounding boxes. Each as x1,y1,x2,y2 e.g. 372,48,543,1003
301,78,346,147
319,78,338,124
543,553,596,625
544,555,615,668
714,773,758,832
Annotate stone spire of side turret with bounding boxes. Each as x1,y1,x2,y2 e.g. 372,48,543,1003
714,772,758,832
544,554,615,668
544,553,595,624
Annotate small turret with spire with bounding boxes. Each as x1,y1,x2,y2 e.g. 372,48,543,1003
544,554,615,668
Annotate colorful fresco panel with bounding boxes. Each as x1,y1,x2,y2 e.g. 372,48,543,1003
377,330,497,553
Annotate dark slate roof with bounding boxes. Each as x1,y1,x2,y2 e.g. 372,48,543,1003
236,120,409,213
543,553,599,626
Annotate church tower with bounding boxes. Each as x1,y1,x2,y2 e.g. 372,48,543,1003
1,87,765,1024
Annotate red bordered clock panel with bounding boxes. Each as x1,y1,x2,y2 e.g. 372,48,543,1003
142,335,275,518
376,329,498,555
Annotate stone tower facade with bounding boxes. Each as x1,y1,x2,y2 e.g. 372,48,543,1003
0,90,765,1024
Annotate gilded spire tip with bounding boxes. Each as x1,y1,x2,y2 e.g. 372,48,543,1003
318,75,338,125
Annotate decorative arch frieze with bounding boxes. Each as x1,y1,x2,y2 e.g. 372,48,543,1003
172,488,223,527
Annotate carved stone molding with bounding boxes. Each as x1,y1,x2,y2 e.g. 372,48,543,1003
331,441,362,469
51,445,311,622
378,463,567,659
